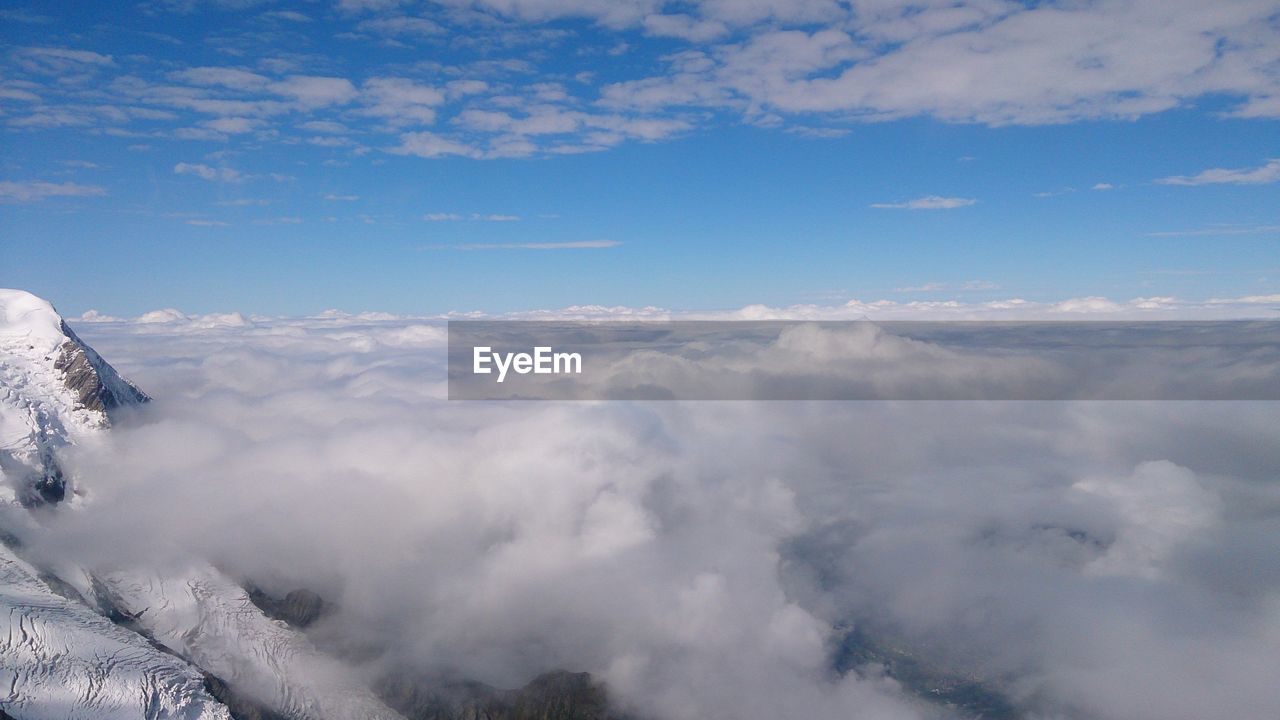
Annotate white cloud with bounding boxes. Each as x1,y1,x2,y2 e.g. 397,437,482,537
298,120,352,134
642,13,728,42
1145,224,1280,238
391,131,480,159
441,240,622,250
359,77,445,126
601,1,1280,126
173,162,242,182
202,117,261,134
1073,461,1220,580
1207,294,1280,305
216,198,270,206
171,67,270,91
1156,158,1280,186
0,180,106,202
4,2,1280,164
1092,182,1116,191
424,212,522,222
270,75,359,107
324,193,360,201
36,311,1280,720
896,280,998,292
1051,296,1124,313
252,216,303,225
185,219,229,226
15,46,114,75
263,10,311,22
356,15,443,37
871,195,976,210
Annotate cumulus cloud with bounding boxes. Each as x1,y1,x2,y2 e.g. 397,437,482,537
174,162,242,182
35,312,1280,720
391,130,480,159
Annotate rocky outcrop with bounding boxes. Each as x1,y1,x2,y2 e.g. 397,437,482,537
1,289,148,507
247,586,329,629
376,670,620,720
53,321,149,414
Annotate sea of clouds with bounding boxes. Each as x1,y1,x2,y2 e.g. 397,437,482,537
27,307,1280,720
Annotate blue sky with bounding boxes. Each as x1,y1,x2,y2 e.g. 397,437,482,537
1,0,1278,316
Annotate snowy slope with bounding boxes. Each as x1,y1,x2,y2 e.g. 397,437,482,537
0,542,231,720
1,289,148,505
0,289,403,720
100,567,403,720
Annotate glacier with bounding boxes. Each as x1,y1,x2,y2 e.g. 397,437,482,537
0,289,402,720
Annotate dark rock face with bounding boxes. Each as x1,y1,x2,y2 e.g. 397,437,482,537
243,584,630,720
24,446,64,506
54,321,149,415
377,670,620,720
246,586,328,629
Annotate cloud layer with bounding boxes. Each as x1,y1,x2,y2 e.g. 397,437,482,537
26,310,1280,720
3,1,1279,162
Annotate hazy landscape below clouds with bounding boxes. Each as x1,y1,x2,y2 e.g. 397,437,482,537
35,312,1280,720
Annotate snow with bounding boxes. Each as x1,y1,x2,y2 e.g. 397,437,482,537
0,542,231,720
0,289,405,720
100,566,403,720
0,290,66,357
1,289,106,463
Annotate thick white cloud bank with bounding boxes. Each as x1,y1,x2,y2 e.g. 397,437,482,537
34,311,1280,720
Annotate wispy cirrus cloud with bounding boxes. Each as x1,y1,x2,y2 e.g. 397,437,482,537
895,280,999,292
1146,224,1280,238
424,212,521,222
0,180,106,202
871,195,976,210
1156,159,1280,186
173,163,292,183
1207,293,1280,304
431,240,621,250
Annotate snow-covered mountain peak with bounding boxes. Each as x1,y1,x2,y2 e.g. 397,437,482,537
0,289,67,357
1,288,148,505
1,291,406,719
